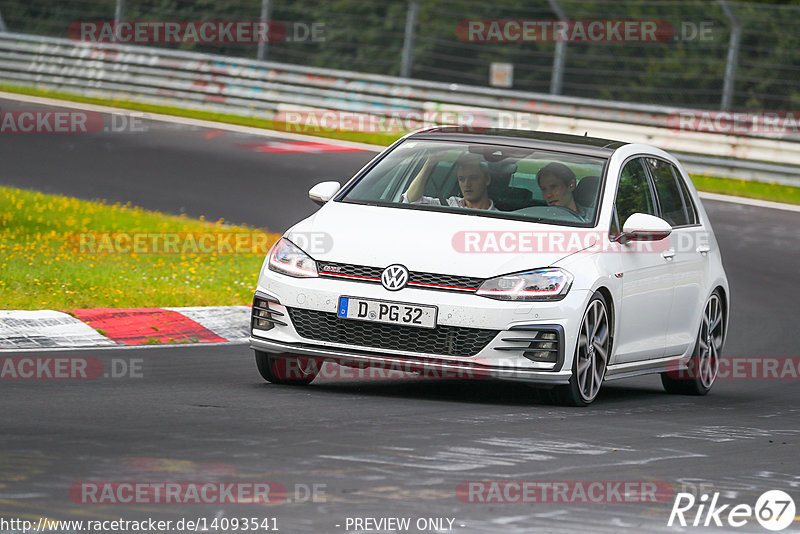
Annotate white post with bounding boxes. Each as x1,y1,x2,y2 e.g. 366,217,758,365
114,0,125,42
718,0,741,111
400,0,419,78
257,0,272,61
547,0,567,95
114,0,125,26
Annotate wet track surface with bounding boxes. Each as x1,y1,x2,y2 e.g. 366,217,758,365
1,97,799,533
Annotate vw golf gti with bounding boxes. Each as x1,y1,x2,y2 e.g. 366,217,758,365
249,128,729,406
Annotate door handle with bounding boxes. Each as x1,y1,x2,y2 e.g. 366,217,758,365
661,249,676,260
697,245,711,255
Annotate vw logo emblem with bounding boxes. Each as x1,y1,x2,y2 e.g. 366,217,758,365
381,264,409,291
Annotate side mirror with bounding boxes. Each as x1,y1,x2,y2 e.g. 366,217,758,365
308,181,341,206
618,213,672,243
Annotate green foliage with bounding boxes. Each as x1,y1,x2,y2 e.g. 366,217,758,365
1,0,798,108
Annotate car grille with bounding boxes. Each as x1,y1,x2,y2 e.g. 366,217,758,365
317,261,484,293
287,307,498,357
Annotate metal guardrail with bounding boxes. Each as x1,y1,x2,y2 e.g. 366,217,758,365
1,32,798,185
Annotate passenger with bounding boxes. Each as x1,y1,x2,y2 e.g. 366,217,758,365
537,162,591,220
402,152,497,210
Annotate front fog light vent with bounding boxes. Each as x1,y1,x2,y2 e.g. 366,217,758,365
522,331,559,363
251,294,287,331
495,325,564,367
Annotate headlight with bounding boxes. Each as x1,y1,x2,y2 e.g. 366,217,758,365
476,268,573,301
267,238,318,278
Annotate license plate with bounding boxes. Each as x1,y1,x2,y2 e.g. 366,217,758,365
337,297,437,329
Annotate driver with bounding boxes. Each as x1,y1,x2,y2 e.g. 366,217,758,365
537,162,591,220
402,152,497,210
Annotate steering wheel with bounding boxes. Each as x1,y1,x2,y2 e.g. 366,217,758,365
545,205,587,222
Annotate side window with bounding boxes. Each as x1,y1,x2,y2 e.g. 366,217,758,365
614,158,656,230
673,168,699,225
646,158,689,227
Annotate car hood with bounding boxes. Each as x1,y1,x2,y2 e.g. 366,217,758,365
285,202,595,279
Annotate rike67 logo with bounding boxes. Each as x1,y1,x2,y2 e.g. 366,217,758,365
668,490,795,531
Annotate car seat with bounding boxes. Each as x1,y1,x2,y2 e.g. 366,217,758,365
574,176,600,210
487,161,537,211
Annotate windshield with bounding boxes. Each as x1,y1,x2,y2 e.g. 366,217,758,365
340,140,606,226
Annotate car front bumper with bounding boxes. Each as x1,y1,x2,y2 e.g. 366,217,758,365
249,269,591,385
250,335,573,385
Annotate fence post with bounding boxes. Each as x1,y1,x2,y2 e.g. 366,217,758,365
114,0,125,26
400,0,419,78
257,0,272,61
547,0,567,95
718,0,741,111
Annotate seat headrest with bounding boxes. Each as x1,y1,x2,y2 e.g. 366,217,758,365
574,176,600,207
486,161,518,188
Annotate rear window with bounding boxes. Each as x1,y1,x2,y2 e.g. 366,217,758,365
645,158,691,227
673,168,699,225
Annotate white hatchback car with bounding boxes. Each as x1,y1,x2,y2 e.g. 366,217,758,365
250,128,729,405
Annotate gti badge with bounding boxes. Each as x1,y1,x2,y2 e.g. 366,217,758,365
381,264,409,291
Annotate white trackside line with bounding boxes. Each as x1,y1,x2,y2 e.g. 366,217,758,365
698,191,800,213
0,91,384,152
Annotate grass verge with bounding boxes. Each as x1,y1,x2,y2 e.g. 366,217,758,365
691,175,800,205
0,185,280,310
2,84,799,206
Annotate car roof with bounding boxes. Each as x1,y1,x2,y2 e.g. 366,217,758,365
407,127,627,158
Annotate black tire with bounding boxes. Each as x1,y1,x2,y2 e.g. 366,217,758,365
254,351,319,385
661,290,725,396
555,292,611,406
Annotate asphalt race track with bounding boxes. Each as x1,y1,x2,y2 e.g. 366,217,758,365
1,96,799,533
0,97,376,232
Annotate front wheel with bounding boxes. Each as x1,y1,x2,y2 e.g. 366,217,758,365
555,292,611,406
254,351,319,385
661,290,725,395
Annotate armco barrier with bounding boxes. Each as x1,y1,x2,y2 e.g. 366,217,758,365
1,32,798,185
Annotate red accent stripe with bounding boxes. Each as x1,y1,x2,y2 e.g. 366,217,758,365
322,273,475,291
321,273,380,281
408,282,474,291
69,308,226,345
